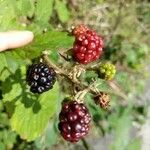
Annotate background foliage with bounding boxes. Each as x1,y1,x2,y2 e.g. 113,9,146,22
0,0,149,150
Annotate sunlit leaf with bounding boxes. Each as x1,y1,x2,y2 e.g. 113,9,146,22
10,83,59,141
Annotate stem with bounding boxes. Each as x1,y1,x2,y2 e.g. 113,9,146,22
82,138,90,150
42,52,127,100
74,88,89,102
108,81,128,100
43,53,85,86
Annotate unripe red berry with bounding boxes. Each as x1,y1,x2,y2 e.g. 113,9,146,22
72,25,104,64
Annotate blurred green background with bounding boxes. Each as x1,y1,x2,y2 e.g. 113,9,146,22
0,0,149,150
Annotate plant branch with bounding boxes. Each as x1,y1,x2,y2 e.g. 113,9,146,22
42,52,85,86
42,52,127,100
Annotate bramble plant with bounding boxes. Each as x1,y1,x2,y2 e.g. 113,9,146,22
0,0,149,149
24,24,117,143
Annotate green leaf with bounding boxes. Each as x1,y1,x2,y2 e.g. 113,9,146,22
0,53,19,81
10,83,59,141
14,31,74,60
0,31,73,81
2,66,60,141
55,0,70,23
35,0,54,26
2,83,22,103
126,138,141,150
0,53,19,73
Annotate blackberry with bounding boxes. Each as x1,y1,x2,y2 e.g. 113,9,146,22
98,63,116,80
73,29,104,64
26,63,56,94
58,100,91,142
94,92,110,109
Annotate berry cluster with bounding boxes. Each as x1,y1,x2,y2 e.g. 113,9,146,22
25,24,116,143
98,62,116,80
58,101,91,142
72,25,104,64
26,63,56,94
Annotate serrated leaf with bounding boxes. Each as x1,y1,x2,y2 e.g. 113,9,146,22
10,83,59,141
35,0,54,26
55,0,70,23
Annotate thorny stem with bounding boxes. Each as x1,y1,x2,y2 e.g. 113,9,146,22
42,52,128,100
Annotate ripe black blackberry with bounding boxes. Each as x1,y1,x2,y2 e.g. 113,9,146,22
26,63,56,94
58,100,91,142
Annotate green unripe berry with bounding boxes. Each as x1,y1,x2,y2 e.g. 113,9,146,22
98,63,116,80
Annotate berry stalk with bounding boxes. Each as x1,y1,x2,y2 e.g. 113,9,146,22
42,52,128,100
